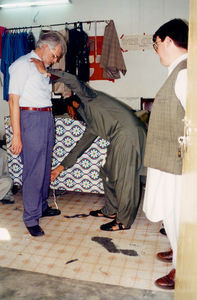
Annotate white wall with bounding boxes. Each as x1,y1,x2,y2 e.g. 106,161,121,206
0,0,189,138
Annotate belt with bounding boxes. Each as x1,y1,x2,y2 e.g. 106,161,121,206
20,107,52,112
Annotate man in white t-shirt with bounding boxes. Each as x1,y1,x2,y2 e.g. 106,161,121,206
8,31,66,237
143,19,188,289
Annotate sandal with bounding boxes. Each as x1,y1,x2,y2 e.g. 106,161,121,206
89,209,116,219
100,219,130,231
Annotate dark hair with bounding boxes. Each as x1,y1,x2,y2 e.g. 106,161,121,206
65,94,83,121
153,18,188,49
66,94,81,106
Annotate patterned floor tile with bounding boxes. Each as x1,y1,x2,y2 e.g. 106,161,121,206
0,190,172,292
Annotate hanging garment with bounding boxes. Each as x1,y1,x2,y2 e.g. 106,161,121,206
1,31,29,100
100,20,127,79
14,32,29,61
52,29,71,98
88,36,114,82
1,31,14,101
66,23,90,82
0,26,6,58
27,31,36,51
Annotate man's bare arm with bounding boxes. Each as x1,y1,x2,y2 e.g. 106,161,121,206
9,94,22,155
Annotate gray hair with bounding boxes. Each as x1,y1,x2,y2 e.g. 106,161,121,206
37,31,67,55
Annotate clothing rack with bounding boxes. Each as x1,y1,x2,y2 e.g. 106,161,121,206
7,19,111,31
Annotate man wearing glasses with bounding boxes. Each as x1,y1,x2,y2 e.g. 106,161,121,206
8,31,66,237
143,19,188,289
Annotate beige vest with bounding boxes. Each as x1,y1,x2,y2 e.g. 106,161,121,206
144,59,187,175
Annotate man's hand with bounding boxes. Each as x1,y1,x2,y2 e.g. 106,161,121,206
30,58,51,76
10,135,22,155
67,105,77,119
9,94,22,155
51,165,64,182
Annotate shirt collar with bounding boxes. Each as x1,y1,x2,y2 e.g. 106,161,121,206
168,53,188,76
31,50,42,60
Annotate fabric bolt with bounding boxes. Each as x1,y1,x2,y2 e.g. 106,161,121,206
143,53,188,268
20,110,54,226
100,20,127,79
49,70,146,228
4,116,108,194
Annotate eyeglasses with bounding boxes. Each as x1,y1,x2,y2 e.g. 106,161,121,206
48,46,61,61
152,40,162,52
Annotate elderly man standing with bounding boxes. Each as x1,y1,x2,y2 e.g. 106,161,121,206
8,31,66,236
143,19,188,289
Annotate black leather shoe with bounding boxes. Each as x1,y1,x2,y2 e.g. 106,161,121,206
42,206,61,217
100,219,130,231
27,225,45,237
89,209,116,219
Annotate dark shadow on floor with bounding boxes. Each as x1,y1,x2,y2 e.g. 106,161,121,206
91,236,138,256
0,266,174,300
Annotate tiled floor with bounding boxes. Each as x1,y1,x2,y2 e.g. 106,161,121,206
0,188,172,292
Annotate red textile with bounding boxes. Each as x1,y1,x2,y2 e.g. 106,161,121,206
0,26,6,58
88,36,114,82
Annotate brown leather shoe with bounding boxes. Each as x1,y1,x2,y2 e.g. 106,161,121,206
155,269,175,289
157,249,173,262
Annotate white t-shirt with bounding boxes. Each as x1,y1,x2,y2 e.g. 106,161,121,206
9,50,52,107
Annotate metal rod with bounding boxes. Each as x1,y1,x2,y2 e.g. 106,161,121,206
7,19,110,30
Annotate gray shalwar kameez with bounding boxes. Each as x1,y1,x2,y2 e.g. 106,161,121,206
0,148,13,200
50,70,146,228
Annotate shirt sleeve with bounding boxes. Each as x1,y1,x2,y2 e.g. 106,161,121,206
9,59,29,96
175,69,187,110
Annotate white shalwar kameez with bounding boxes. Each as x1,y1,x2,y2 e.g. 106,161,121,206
143,53,188,267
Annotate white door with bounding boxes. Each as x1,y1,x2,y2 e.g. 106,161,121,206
176,1,197,299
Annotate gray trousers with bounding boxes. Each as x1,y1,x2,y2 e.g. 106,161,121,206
0,148,13,200
20,110,54,227
0,176,12,200
100,133,143,228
